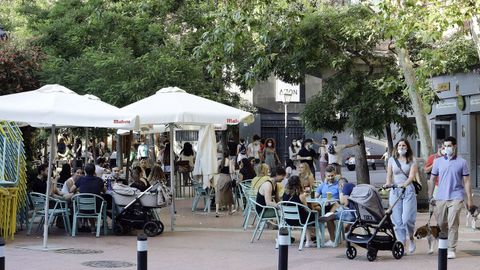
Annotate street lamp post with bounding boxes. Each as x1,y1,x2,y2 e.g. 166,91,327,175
283,92,292,165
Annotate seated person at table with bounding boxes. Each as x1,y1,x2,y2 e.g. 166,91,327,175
315,165,340,200
334,178,356,223
255,167,282,219
111,167,128,185
130,166,150,192
238,158,256,182
282,175,316,248
251,163,271,196
30,164,49,194
298,162,315,194
314,165,340,247
70,163,106,195
61,168,84,200
70,163,106,231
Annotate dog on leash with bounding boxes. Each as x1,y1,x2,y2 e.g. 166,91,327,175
414,224,440,254
466,205,479,230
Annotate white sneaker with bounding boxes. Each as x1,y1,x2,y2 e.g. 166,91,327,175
408,240,416,254
324,240,335,247
304,242,316,248
447,251,456,259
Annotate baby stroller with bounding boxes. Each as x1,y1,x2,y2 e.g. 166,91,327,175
111,181,171,237
345,184,406,261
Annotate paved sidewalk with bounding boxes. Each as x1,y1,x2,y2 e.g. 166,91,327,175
5,197,480,270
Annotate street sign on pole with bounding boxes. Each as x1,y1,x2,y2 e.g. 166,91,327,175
275,80,300,103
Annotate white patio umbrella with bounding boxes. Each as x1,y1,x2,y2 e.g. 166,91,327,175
0,84,138,249
121,86,254,230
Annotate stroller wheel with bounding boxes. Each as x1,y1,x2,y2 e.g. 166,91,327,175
366,248,377,262
346,246,357,260
392,241,404,259
143,221,159,237
155,220,164,235
113,223,125,236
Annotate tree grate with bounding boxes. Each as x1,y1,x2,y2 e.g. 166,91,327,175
82,261,135,268
55,248,104,254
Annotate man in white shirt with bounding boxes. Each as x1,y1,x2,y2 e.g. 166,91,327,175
247,134,261,160
327,136,359,175
137,140,149,160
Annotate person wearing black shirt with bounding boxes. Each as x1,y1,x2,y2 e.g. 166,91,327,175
296,139,316,175
30,164,49,194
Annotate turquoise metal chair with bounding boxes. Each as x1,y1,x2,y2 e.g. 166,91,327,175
191,179,215,213
27,192,71,235
334,209,357,246
248,197,279,243
278,201,321,250
239,182,257,230
71,193,107,237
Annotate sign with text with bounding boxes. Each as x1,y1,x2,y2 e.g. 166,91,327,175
275,79,300,102
435,82,450,93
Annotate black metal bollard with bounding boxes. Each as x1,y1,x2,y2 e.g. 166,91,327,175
438,232,447,270
137,234,147,270
278,227,289,270
0,237,5,270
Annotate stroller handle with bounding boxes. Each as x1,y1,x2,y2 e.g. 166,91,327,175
380,184,406,191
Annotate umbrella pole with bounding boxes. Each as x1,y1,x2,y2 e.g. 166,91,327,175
43,124,55,249
169,124,175,231
85,128,88,166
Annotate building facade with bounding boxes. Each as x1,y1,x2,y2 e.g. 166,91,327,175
429,71,480,189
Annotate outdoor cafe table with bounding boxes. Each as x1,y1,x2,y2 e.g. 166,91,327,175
306,197,339,247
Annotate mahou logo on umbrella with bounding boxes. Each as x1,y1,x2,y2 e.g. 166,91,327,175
114,119,131,124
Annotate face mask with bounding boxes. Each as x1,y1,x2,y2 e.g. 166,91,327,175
267,143,272,147
333,141,338,146
444,146,454,156
308,144,313,149
398,149,407,156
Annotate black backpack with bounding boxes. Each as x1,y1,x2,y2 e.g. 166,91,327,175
328,144,336,155
239,143,246,155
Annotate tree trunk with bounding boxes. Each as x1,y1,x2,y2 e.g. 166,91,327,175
470,15,480,61
385,124,394,157
396,48,433,158
353,131,370,184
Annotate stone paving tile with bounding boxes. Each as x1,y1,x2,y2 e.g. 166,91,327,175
5,196,480,270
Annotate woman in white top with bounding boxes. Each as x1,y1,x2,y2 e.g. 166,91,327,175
288,139,300,160
384,138,418,254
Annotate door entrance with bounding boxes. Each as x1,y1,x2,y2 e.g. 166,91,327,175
433,116,457,146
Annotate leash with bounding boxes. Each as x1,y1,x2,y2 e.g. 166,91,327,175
425,207,435,235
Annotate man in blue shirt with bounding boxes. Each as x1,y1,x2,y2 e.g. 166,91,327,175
315,165,339,247
429,136,472,259
71,163,105,195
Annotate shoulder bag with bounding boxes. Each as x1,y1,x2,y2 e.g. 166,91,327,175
393,158,422,194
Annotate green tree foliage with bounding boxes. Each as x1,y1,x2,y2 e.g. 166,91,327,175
0,42,44,94
303,70,414,137
18,0,235,107
197,2,416,183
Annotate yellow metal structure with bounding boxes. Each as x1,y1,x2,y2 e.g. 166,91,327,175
0,121,26,240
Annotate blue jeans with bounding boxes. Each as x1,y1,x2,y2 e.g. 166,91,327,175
334,206,356,222
389,185,417,243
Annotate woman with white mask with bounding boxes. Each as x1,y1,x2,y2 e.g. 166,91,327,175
384,138,418,254
262,138,280,171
